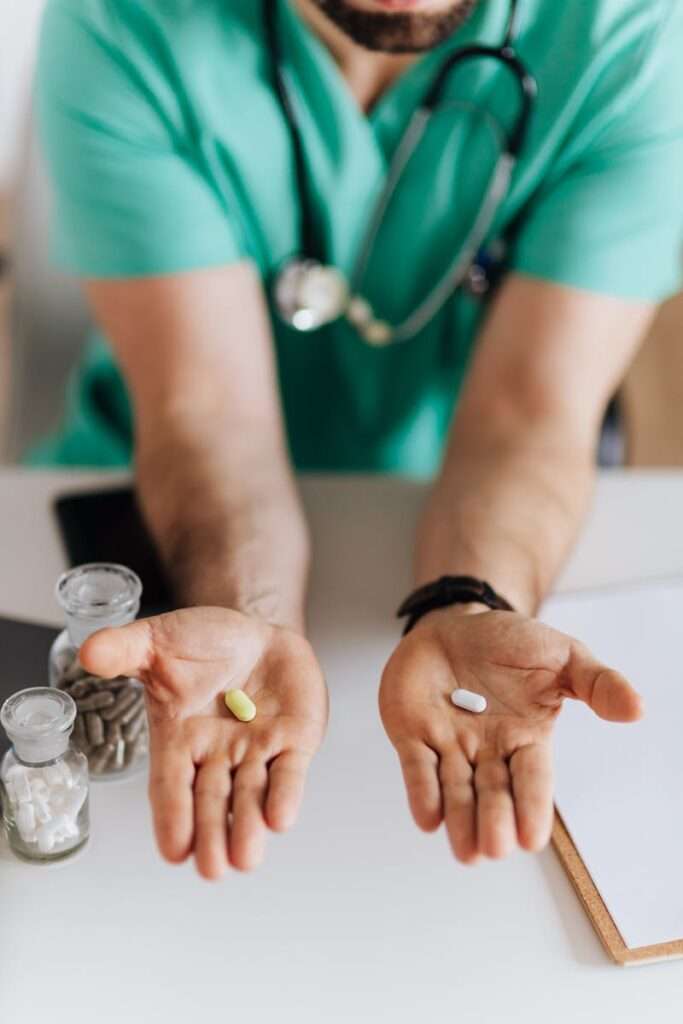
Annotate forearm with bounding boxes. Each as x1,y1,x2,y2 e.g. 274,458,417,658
135,413,310,632
415,417,596,616
81,266,311,632
415,274,656,617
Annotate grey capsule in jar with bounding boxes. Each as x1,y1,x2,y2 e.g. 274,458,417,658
51,650,148,779
49,563,149,781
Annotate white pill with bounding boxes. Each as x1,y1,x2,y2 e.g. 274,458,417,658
54,820,78,845
34,794,52,824
64,785,87,821
12,771,32,805
52,814,76,841
5,765,32,804
43,764,65,786
451,688,487,714
36,825,56,854
16,803,37,843
50,786,67,812
30,776,49,798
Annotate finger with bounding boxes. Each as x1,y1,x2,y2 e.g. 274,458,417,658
230,760,269,872
80,619,155,680
397,741,442,833
474,753,516,860
265,750,311,833
509,742,554,852
440,748,478,863
564,641,644,722
193,760,232,881
148,740,195,865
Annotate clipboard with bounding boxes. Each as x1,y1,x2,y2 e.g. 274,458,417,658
542,580,683,968
552,810,683,966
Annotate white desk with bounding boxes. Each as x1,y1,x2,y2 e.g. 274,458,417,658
1,469,682,1024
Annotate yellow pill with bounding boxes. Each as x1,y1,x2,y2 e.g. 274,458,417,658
224,689,256,723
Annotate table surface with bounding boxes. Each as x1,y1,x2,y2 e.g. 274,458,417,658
2,468,683,1024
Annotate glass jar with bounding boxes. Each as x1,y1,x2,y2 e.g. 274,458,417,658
49,563,148,780
0,687,89,862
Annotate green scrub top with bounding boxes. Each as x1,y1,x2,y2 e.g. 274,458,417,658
33,0,683,475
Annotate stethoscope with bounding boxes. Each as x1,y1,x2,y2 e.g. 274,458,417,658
266,0,537,346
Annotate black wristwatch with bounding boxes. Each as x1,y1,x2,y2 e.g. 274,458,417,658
397,575,515,635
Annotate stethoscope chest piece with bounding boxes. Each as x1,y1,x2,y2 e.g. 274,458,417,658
274,257,349,332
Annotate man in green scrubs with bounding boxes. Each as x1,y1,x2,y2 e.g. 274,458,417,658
37,0,682,879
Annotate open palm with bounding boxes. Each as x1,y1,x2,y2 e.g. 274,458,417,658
379,607,643,863
80,608,328,879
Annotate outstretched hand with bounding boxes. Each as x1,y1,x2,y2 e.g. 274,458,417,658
379,607,643,863
80,608,328,879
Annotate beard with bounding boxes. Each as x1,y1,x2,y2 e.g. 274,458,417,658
310,0,480,53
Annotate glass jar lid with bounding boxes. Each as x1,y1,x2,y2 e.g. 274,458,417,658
1,687,76,763
56,563,142,620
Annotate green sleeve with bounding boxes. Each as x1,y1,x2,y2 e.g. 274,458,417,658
36,0,246,277
512,2,683,302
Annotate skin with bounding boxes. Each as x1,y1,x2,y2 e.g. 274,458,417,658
81,265,325,878
77,1,655,875
308,0,480,55
379,275,653,861
380,608,643,861
80,609,327,879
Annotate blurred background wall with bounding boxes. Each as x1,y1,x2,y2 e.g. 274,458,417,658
0,0,44,189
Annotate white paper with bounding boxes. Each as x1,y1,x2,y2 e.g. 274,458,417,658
542,579,683,951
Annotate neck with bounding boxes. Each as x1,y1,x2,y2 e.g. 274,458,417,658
294,0,418,111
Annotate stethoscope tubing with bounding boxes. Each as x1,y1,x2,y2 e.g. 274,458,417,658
264,0,537,341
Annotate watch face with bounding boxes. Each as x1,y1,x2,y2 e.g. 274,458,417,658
274,258,349,331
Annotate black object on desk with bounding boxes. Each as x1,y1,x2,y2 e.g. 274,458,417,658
0,618,59,758
54,487,174,618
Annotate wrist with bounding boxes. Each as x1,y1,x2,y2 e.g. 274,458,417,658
165,534,308,632
438,601,491,616
414,488,543,617
409,601,492,632
222,585,307,634
157,516,310,634
176,569,307,633
398,575,515,635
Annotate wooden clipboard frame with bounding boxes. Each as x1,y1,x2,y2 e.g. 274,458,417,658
552,809,683,966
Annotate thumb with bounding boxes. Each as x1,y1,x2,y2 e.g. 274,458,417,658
79,618,155,681
563,640,644,722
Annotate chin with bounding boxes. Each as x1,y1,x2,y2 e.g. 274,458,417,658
356,1,450,10
312,0,479,53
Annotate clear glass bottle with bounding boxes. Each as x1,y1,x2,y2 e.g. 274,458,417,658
49,563,148,780
0,687,89,862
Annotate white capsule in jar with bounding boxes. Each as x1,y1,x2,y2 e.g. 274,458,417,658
0,688,90,862
450,688,487,714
